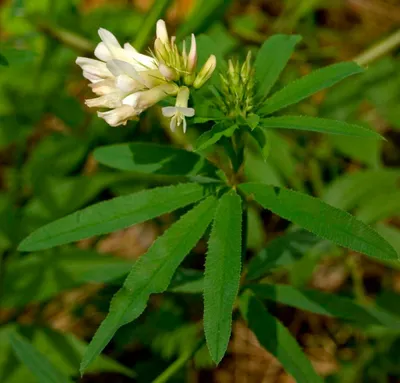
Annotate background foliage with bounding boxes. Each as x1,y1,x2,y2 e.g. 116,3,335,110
0,0,400,382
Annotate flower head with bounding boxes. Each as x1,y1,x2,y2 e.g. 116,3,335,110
76,19,216,131
162,87,194,133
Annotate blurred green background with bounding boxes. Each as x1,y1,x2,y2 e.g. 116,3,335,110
0,0,400,382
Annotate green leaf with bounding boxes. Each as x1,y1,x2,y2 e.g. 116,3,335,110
18,183,209,252
177,0,233,39
247,127,272,160
1,248,133,308
0,325,133,383
81,196,218,374
239,183,398,261
204,191,242,364
259,62,364,115
239,294,323,383
329,134,382,168
195,123,239,152
356,191,400,224
94,143,219,180
323,170,400,210
249,284,400,330
9,332,72,383
0,53,9,66
260,116,383,139
133,0,172,51
246,230,320,281
254,34,302,99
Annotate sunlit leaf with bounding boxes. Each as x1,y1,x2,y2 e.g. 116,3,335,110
260,116,383,139
260,62,364,115
204,191,242,364
254,34,301,99
81,196,218,373
19,183,210,252
239,294,323,383
94,142,219,180
239,183,398,261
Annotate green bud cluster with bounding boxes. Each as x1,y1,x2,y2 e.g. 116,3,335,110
213,52,255,118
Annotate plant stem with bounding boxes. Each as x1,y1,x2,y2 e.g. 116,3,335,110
133,0,172,52
152,339,204,383
354,29,400,66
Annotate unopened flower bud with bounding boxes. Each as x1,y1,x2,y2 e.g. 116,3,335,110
188,34,197,72
154,38,169,63
156,19,169,44
193,55,217,89
159,63,179,81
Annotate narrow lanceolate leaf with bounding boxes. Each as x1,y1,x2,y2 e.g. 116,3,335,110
239,294,323,383
204,191,242,364
18,183,209,252
260,116,383,139
259,62,364,116
9,332,72,383
195,123,239,152
80,196,218,374
254,34,302,99
239,183,398,261
94,143,219,180
248,284,400,330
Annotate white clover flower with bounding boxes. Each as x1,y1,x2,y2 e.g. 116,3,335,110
162,87,195,133
76,28,168,126
76,19,216,130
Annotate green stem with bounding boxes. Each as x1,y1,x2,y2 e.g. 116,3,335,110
152,339,204,383
354,29,400,66
133,0,172,52
35,21,94,53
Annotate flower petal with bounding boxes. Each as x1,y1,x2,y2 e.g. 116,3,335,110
116,74,141,92
98,28,121,50
179,107,195,117
156,20,169,44
98,105,137,127
162,106,177,117
94,42,112,62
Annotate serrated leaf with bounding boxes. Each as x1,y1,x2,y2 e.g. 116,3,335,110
239,183,398,261
81,196,218,374
195,123,239,152
246,230,320,281
204,191,242,364
239,294,323,383
94,143,219,180
248,284,400,330
260,116,383,139
9,332,72,383
259,62,364,115
255,34,302,99
18,183,209,252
